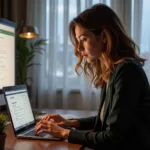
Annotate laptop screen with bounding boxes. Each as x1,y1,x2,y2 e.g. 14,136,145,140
4,85,35,131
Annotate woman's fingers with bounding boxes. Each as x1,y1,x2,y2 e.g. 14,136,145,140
36,118,50,126
50,119,54,123
56,121,64,126
35,119,69,139
41,114,58,122
36,120,42,126
45,115,51,120
36,128,51,134
35,120,52,133
40,120,51,125
42,115,50,120
36,123,49,131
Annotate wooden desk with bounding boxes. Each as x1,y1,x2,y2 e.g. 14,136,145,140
5,109,97,150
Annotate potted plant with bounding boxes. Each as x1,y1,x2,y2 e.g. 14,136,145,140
16,36,46,97
0,113,8,150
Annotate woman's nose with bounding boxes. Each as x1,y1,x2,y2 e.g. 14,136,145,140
78,41,84,51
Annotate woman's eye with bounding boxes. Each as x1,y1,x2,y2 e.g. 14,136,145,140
78,37,87,45
81,38,87,42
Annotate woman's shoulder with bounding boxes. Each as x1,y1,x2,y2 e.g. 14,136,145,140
114,59,144,76
116,58,141,70
111,59,149,90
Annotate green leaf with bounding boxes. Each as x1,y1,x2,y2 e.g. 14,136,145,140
27,63,41,68
16,36,47,85
0,114,8,133
26,54,35,65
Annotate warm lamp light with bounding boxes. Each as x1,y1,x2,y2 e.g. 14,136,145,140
19,26,39,39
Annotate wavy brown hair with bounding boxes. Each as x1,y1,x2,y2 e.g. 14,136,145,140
69,4,145,88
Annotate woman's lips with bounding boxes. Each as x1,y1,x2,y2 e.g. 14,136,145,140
82,54,88,57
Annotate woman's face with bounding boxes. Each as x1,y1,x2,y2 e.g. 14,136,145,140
75,24,105,63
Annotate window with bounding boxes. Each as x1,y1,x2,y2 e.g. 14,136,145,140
132,0,150,83
45,0,114,89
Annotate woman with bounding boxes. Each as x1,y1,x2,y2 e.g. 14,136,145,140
35,4,150,150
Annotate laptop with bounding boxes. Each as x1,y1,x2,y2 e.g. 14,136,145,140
3,84,61,140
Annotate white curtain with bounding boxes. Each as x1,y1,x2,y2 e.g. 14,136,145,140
137,0,150,84
26,0,150,110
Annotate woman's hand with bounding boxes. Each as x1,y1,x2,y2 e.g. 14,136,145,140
39,114,73,128
35,119,70,139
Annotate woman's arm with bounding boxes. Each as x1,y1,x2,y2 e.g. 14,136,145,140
69,116,97,130
68,62,144,149
35,116,97,139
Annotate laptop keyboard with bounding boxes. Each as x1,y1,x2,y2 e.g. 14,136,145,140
24,130,36,136
24,129,46,137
